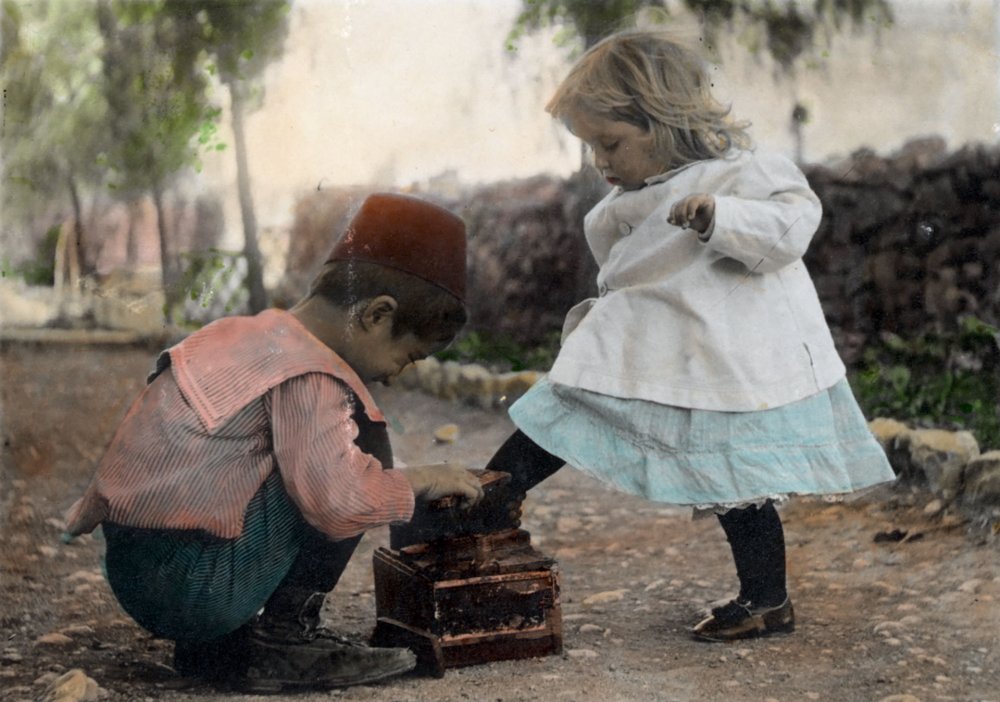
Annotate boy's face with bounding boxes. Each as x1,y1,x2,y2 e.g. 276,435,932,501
350,323,449,385
566,108,663,190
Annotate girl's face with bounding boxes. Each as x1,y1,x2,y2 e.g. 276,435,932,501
566,109,665,190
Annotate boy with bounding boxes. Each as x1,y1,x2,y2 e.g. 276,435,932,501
63,193,484,693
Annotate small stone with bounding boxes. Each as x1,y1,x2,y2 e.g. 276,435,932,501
957,579,982,593
1,648,22,664
35,633,74,646
35,671,60,686
878,696,922,702
922,499,943,515
60,625,96,637
578,623,603,634
432,423,460,444
36,668,100,702
555,516,583,532
67,570,104,584
644,579,665,592
873,621,900,635
566,648,598,659
38,545,59,558
582,589,628,605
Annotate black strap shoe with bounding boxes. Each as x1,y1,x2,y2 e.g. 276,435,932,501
691,597,795,642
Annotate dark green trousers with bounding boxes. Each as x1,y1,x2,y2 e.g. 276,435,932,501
102,408,392,642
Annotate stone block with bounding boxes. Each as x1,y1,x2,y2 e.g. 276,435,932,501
495,370,541,406
868,418,912,476
962,450,1000,507
899,428,980,500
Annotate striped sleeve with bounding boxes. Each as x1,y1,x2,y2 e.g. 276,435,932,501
268,373,415,540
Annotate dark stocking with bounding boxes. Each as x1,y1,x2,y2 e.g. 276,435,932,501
716,501,787,607
485,429,566,495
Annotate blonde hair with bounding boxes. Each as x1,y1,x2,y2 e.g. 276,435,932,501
546,27,751,169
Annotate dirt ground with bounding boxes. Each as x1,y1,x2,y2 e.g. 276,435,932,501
2,340,999,702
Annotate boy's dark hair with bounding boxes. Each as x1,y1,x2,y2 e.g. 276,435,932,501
308,260,467,341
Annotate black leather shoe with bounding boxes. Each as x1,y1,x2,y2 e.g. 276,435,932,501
238,629,416,693
691,597,795,642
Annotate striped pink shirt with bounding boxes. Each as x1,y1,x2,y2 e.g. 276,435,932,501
65,310,415,540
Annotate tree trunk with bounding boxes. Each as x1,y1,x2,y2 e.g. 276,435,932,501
229,80,268,313
152,184,174,323
126,200,141,268
66,174,84,291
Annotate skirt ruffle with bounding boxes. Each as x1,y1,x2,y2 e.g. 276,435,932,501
508,377,896,511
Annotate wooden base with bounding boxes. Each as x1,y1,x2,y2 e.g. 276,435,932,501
372,528,562,674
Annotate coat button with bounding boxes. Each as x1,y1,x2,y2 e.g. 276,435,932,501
618,222,632,236
598,283,608,296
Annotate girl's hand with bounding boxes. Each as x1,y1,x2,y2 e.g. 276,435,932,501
668,194,716,234
399,463,484,508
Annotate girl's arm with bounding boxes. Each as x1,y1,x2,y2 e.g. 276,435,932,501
680,152,822,274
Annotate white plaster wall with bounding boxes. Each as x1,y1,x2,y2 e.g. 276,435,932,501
194,0,999,246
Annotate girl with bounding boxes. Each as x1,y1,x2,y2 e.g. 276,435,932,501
485,27,895,642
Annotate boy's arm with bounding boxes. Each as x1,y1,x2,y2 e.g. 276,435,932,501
268,373,417,540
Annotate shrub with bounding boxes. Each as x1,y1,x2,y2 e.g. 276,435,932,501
849,316,1000,450
436,330,562,372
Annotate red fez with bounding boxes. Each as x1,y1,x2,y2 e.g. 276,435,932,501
326,193,467,301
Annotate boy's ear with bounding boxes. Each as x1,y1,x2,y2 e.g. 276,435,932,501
358,295,398,330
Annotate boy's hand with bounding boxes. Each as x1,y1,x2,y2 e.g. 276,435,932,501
668,194,715,234
399,463,484,508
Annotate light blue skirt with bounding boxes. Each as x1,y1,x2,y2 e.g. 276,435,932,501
509,377,896,511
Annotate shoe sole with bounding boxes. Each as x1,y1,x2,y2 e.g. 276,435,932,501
237,651,417,693
691,603,795,642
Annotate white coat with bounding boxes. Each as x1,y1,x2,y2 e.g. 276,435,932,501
547,149,846,412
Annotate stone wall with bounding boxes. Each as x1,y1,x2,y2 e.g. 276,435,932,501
282,139,1000,358
802,138,1000,363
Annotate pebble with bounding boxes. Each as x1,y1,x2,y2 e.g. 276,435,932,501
578,623,603,634
60,625,96,636
35,633,74,647
566,648,598,659
878,695,922,702
582,589,628,605
957,579,982,593
67,570,104,584
644,578,665,592
1,648,23,663
923,499,943,515
432,423,460,444
36,669,100,702
556,517,584,532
